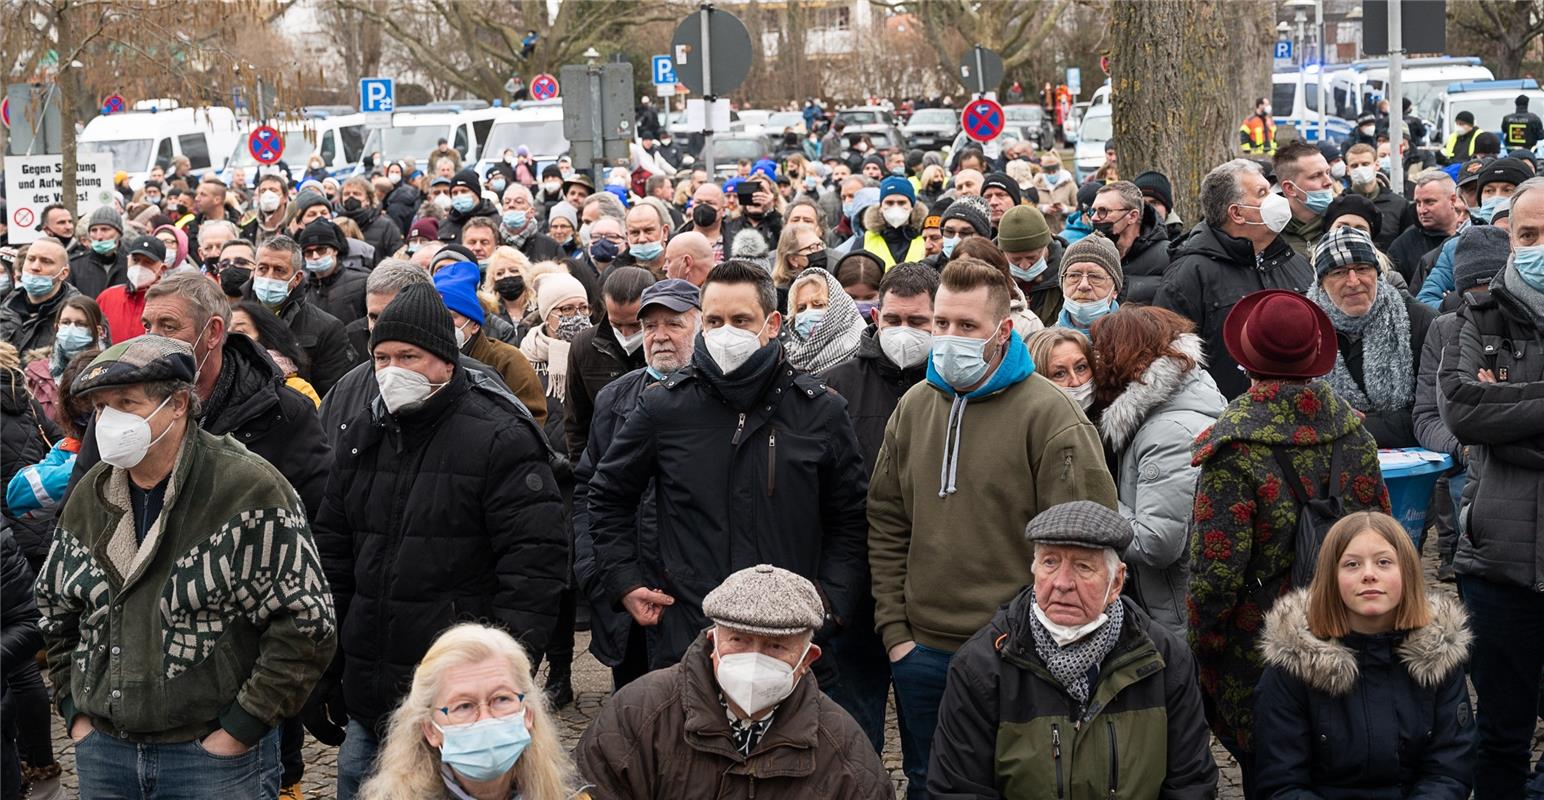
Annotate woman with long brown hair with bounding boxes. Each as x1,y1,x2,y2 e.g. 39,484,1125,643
1254,511,1473,798
1087,305,1225,634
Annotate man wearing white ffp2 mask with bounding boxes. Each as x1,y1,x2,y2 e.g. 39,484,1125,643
573,564,891,797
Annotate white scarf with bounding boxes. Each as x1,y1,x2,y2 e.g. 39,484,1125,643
519,325,572,403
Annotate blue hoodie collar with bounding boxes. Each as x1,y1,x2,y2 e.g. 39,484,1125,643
926,329,1035,399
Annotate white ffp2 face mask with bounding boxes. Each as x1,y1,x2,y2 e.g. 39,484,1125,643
614,325,644,355
882,206,911,229
878,325,932,369
375,365,447,414
702,319,769,376
715,640,812,717
95,395,175,469
1062,379,1094,411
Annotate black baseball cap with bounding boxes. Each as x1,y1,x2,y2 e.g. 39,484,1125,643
639,278,701,313
125,234,167,263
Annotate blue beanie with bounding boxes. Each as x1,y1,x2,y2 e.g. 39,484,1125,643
433,261,486,326
880,175,916,204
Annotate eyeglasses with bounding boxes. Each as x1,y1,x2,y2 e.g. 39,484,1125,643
217,257,256,270
796,241,824,256
941,226,977,238
1089,206,1134,221
436,692,524,726
554,302,590,316
592,233,625,245
1062,270,1112,288
1325,264,1379,281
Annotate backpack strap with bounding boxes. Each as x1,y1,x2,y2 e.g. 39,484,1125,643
1272,446,1310,507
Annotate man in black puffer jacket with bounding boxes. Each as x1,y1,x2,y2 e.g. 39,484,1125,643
1155,159,1312,399
437,169,500,243
1092,182,1170,304
820,262,935,753
1,528,45,800
586,260,870,674
0,357,57,568
314,284,566,799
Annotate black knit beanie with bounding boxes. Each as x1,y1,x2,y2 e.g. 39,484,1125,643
370,283,458,364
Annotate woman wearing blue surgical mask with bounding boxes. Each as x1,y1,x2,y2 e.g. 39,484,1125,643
782,265,866,375
23,295,109,423
1055,235,1123,336
357,624,588,800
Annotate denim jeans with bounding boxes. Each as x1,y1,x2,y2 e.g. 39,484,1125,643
1460,574,1544,799
73,727,280,799
890,642,953,800
335,719,380,800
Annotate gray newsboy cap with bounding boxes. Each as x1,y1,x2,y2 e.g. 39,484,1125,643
1025,501,1133,555
702,564,825,637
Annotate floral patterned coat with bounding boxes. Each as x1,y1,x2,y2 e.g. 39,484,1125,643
1184,379,1389,751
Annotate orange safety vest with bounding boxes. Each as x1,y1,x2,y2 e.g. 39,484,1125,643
1240,114,1277,155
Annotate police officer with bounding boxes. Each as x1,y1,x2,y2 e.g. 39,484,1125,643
1443,111,1484,161
1501,94,1544,150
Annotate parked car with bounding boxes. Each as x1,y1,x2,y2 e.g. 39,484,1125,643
836,105,897,129
1003,104,1057,149
700,133,775,176
764,110,808,136
903,107,960,151
1074,105,1112,182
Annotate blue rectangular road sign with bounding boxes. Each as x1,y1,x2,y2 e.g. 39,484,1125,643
651,55,677,86
1274,40,1294,60
1066,67,1081,94
360,77,395,113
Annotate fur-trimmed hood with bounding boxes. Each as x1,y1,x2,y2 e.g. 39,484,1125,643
861,199,929,234
1259,588,1471,696
1098,333,1222,452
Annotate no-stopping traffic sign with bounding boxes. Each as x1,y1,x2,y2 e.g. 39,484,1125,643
249,125,284,165
531,73,560,101
961,98,1006,142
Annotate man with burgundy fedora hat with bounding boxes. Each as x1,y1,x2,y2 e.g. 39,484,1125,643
1184,288,1390,795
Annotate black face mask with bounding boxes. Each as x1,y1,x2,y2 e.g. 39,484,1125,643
1093,221,1120,239
805,249,828,272
692,203,718,228
341,197,363,213
219,265,251,296
494,275,525,301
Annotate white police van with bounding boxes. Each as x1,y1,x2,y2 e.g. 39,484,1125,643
1272,66,1354,143
77,101,241,189
1436,79,1544,150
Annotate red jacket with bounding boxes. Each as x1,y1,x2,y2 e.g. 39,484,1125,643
96,284,148,344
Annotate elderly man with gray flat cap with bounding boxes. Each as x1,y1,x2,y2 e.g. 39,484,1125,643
928,501,1218,799
575,564,890,800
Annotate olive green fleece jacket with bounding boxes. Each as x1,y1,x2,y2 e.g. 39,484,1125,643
867,370,1116,653
35,425,337,745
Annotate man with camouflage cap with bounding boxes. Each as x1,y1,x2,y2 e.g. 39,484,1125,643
34,335,337,799
576,564,890,799
928,501,1217,798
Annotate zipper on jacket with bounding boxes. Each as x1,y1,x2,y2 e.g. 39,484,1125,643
731,412,747,445
766,430,776,495
1052,723,1065,799
1106,718,1119,799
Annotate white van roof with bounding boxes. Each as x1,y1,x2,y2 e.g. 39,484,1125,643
79,106,237,141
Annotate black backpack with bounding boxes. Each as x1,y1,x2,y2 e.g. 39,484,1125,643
1273,439,1346,589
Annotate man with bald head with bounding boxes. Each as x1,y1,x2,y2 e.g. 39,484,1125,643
501,183,564,262
2,236,78,352
662,231,711,287
951,169,985,199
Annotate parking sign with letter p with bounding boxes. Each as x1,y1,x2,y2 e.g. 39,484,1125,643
360,77,395,113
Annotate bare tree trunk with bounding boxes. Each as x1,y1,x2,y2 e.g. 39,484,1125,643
56,0,79,214
1111,0,1258,223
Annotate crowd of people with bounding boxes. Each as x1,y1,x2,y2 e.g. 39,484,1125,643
0,86,1540,800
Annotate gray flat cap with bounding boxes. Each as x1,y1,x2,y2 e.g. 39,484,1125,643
1025,501,1133,555
703,564,825,637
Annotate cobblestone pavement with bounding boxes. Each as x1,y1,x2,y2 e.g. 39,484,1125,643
35,532,1544,798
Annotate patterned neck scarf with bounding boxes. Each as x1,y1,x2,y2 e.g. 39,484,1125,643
1309,279,1413,412
720,693,776,757
1028,594,1125,717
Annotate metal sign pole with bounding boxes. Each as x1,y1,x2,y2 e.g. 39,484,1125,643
974,46,985,98
1387,0,1404,197
588,63,606,190
700,3,715,175
1316,0,1326,143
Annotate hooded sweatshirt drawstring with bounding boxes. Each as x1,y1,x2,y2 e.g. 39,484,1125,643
939,393,968,497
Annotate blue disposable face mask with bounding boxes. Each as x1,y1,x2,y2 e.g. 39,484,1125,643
932,332,996,389
793,307,825,339
1010,257,1048,283
1298,184,1334,215
304,256,335,274
252,276,292,306
1514,245,1544,291
1062,294,1115,328
451,195,477,213
841,201,855,218
941,236,960,258
54,324,94,354
91,238,118,255
490,179,507,193
20,273,57,298
630,240,664,262
435,713,531,782
1470,196,1503,224
502,210,527,230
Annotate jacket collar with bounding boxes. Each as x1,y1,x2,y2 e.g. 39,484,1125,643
1192,379,1364,462
93,422,200,587
679,633,819,773
997,591,1165,713
1099,333,1207,452
1259,588,1472,696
